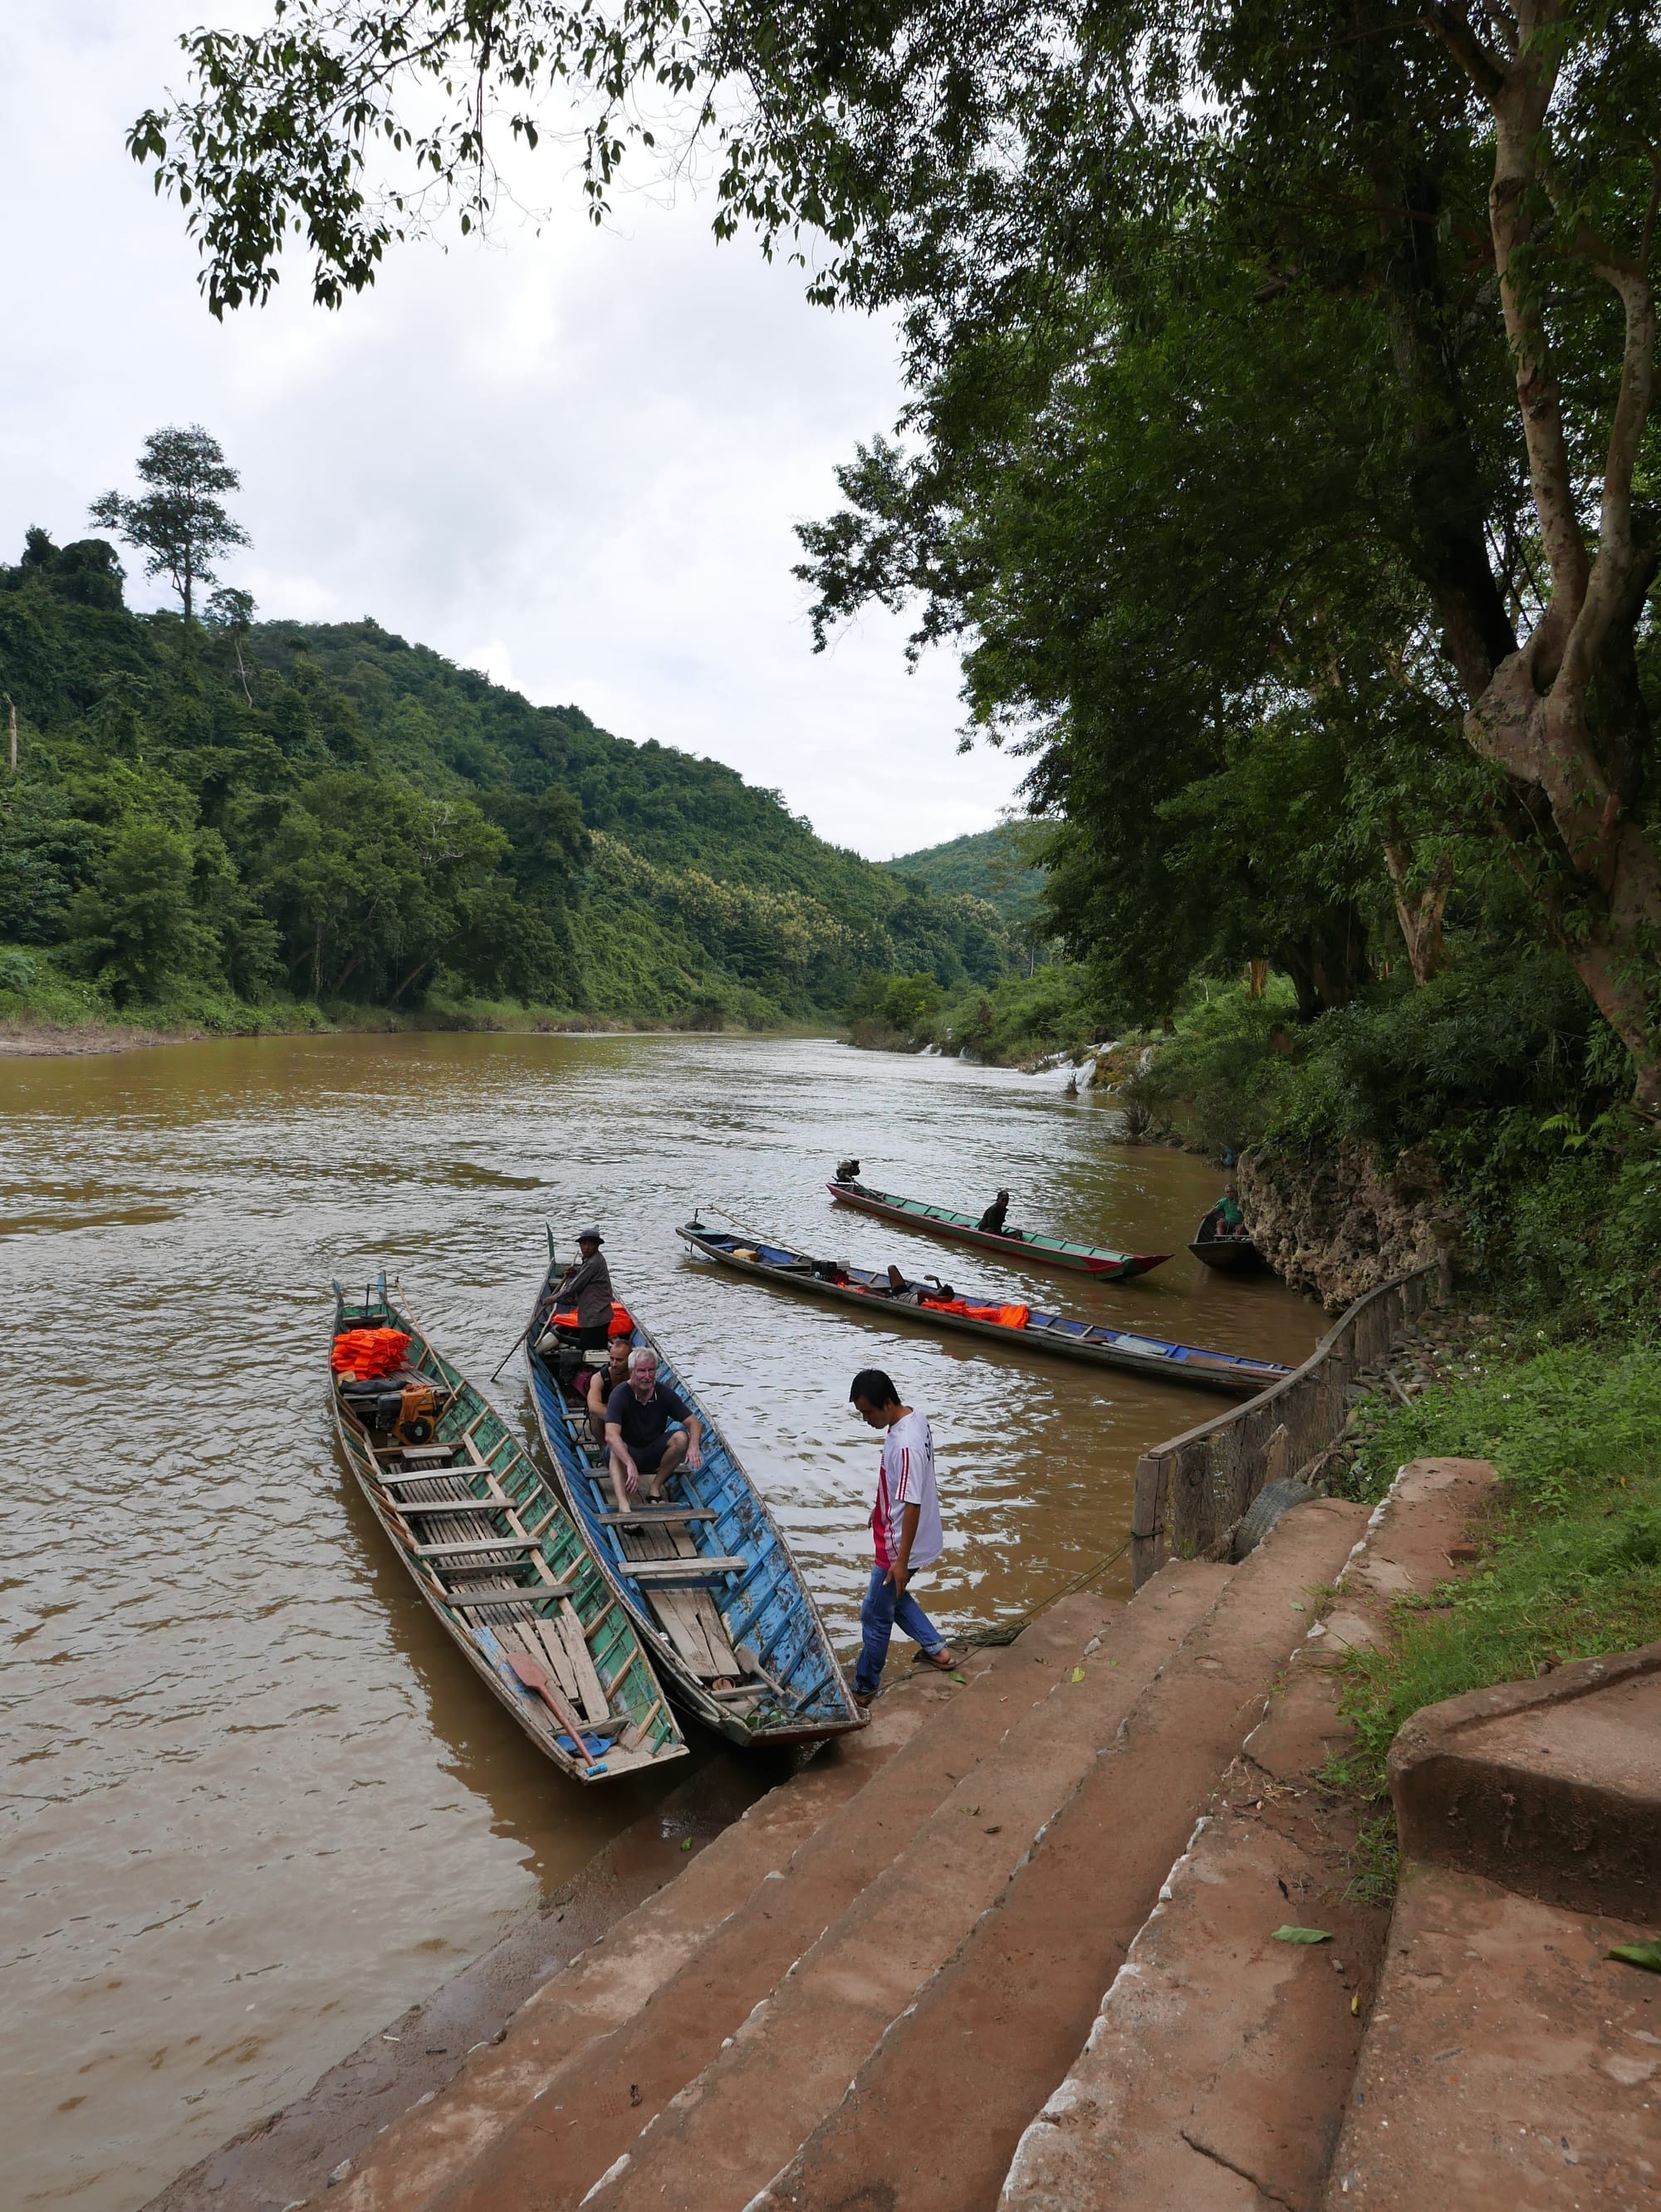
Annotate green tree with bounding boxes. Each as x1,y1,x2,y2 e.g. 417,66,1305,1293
66,819,217,1003
91,426,250,621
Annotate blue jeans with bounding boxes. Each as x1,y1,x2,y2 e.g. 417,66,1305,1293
855,1563,943,1695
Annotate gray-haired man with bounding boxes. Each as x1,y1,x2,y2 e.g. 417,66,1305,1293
604,1346,704,1511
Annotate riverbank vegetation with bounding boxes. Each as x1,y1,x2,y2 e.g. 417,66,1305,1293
1326,1337,1661,1813
0,529,1012,1036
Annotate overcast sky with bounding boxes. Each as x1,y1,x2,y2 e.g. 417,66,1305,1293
0,2,1027,860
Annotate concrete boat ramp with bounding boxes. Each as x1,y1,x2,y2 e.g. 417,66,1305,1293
154,1463,1660,2211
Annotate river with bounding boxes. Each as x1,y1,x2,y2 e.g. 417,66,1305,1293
0,1031,1323,2211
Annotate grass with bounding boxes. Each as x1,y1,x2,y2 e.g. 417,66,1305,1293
1325,1339,1661,1809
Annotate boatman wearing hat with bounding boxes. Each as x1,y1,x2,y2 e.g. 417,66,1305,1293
847,1367,959,1709
558,1229,615,1354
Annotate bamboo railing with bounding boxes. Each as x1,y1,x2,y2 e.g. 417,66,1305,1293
1129,1255,1451,1588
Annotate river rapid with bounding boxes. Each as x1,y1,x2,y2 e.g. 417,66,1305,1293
0,1031,1323,2210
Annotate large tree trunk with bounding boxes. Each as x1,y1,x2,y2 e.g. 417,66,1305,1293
1383,838,1454,986
1280,905,1371,1019
1426,0,1661,1111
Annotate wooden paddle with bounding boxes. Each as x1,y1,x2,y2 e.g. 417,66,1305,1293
502,1646,599,1766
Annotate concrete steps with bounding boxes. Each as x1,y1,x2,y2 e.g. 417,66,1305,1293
754,1502,1367,2212
336,1588,1118,2211
567,1555,1244,2211
999,1459,1498,2212
1323,1861,1661,2208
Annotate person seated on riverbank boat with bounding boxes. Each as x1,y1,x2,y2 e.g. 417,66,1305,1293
585,1336,633,1438
1197,1185,1248,1243
605,1346,704,1509
553,1228,615,1352
977,1189,1011,1234
883,1264,955,1306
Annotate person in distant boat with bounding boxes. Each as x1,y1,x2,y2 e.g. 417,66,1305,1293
883,1264,953,1306
556,1228,615,1352
977,1189,1011,1234
605,1345,703,1508
586,1335,633,1435
848,1367,958,1709
1198,1185,1247,1243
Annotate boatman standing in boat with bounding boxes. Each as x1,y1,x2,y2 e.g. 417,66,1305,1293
848,1368,959,1709
556,1228,615,1353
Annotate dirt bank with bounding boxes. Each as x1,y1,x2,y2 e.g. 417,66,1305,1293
1239,1140,1462,1311
0,1019,215,1057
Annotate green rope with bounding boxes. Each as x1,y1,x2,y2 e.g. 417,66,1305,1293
954,1533,1134,1648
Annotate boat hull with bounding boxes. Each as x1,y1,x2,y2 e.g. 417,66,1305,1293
679,1228,1287,1397
1189,1237,1267,1273
829,1179,1170,1279
524,1257,863,1749
330,1279,686,1783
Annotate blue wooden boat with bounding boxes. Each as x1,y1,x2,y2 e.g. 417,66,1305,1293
330,1276,687,1783
677,1224,1291,1398
523,1237,864,1748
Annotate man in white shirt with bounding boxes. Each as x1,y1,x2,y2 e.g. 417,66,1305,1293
848,1367,958,1709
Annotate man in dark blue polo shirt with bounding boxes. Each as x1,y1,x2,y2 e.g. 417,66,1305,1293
604,1346,704,1509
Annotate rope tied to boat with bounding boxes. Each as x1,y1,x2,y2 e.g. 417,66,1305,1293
955,1533,1134,1648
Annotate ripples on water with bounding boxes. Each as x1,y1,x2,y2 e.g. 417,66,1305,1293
0,1032,1322,2210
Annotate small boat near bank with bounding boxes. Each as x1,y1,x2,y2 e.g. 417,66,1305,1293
331,1277,687,1783
1189,1234,1267,1272
524,1239,863,1748
829,1169,1170,1281
678,1224,1290,1397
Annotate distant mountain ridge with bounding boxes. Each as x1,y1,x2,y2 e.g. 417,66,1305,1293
881,822,1046,925
0,537,1012,1028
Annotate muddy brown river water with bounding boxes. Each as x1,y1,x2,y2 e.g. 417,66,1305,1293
0,1032,1324,2210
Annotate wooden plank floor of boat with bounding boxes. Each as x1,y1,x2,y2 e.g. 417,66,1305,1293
571,1413,742,1684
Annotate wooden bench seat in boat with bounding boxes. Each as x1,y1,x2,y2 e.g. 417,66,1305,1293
623,1556,747,1583
596,1508,717,1526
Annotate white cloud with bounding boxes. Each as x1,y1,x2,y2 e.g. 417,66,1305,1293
0,2,1029,859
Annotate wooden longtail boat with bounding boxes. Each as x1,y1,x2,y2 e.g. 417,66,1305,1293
678,1225,1290,1398
827,1173,1170,1280
331,1277,687,1783
1188,1234,1267,1272
524,1240,864,1749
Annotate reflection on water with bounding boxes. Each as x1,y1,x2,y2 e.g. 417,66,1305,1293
0,1032,1321,2211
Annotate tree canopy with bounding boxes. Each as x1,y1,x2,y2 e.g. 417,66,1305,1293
132,0,1661,1100
91,425,250,622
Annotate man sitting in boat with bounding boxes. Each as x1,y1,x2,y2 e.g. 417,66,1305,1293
585,1337,633,1440
977,1189,1011,1233
883,1264,955,1307
1197,1184,1248,1243
604,1346,704,1508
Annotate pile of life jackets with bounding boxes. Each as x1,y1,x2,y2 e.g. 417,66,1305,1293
331,1327,411,1380
550,1299,635,1338
919,1297,1031,1330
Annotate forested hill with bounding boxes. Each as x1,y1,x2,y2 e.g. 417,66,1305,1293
882,824,1046,927
0,531,1010,1027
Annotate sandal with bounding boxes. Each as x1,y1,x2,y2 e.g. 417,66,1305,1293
920,1646,960,1672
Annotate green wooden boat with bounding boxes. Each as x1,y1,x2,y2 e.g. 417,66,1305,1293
331,1275,686,1783
828,1171,1170,1280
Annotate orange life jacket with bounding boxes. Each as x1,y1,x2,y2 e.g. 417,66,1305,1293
551,1299,635,1338
331,1326,411,1378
